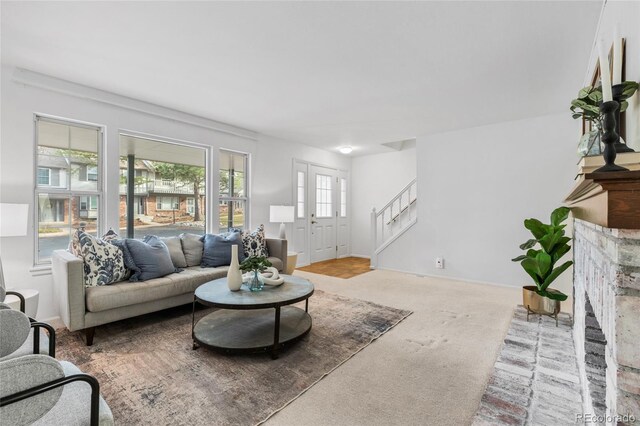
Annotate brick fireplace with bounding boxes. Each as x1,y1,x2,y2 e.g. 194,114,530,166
572,219,640,423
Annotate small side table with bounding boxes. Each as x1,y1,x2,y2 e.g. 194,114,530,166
5,289,39,318
286,251,298,275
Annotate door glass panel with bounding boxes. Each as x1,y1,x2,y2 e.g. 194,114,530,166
340,178,347,217
315,174,332,218
297,171,305,218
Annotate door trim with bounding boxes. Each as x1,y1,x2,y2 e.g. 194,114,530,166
292,159,349,267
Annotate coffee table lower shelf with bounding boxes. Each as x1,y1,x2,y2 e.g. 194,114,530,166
193,306,312,358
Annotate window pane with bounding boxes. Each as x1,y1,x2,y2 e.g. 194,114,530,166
297,171,305,218
119,135,206,239
316,174,332,218
37,194,99,262
219,150,246,198
218,200,245,233
340,178,347,217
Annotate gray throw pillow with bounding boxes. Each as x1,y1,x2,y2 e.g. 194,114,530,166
123,236,177,281
180,233,204,267
201,231,245,268
159,236,188,268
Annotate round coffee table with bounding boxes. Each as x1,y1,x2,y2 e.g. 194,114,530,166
192,275,314,359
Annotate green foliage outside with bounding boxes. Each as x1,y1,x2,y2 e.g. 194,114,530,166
511,207,573,301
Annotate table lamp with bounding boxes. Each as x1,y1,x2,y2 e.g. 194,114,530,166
269,205,295,240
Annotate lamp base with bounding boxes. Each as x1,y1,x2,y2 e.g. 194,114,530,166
279,223,287,240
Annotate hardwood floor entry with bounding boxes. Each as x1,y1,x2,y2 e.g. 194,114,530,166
298,257,371,279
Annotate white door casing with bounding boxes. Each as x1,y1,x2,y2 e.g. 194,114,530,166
310,165,337,263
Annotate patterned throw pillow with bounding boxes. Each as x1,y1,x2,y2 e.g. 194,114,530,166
69,229,119,257
241,224,269,258
75,231,129,287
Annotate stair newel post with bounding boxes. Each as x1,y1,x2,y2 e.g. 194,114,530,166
370,207,378,269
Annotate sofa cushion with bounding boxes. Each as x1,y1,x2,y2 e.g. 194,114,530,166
123,236,177,282
74,231,129,287
180,233,204,267
159,236,188,268
85,267,228,312
201,231,245,268
267,257,283,273
241,224,269,258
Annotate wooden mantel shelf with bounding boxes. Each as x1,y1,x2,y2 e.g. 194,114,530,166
565,170,640,229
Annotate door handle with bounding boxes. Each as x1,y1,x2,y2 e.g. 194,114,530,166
311,220,317,224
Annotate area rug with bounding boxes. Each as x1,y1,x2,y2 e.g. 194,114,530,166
55,290,411,426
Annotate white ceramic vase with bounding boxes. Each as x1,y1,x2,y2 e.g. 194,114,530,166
227,245,243,291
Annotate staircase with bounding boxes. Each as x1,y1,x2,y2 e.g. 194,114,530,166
370,179,417,268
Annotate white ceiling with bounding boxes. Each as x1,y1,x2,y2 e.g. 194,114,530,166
1,1,602,156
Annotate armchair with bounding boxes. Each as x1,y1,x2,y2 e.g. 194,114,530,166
0,305,114,425
0,276,54,359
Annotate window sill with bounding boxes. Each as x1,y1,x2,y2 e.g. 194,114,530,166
29,265,52,276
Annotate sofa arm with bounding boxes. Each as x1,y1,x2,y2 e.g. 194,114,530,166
52,250,85,331
266,239,287,273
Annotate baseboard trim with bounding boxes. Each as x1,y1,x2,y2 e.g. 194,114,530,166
373,266,519,290
349,254,371,259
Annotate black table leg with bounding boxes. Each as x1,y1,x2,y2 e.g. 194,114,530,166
305,298,309,312
272,306,281,359
192,297,199,350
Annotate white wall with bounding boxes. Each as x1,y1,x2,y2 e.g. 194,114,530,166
251,135,351,245
585,1,640,150
0,66,349,320
377,113,578,296
350,147,417,257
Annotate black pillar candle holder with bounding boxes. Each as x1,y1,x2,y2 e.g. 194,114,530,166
611,84,635,153
594,100,629,173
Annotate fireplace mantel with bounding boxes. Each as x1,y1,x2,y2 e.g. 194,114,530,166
565,170,640,229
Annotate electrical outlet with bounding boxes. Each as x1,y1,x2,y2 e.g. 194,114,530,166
435,257,444,269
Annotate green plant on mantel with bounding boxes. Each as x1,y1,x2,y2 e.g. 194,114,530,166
511,207,573,301
240,256,272,274
570,81,639,129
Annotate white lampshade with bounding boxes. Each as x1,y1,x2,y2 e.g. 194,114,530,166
269,205,295,223
0,203,29,237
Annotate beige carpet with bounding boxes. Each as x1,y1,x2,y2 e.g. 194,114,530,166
55,289,411,425
265,269,522,426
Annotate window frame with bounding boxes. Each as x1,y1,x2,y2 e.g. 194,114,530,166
218,149,249,232
34,114,104,266
156,196,179,211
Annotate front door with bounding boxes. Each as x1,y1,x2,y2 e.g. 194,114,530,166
309,165,338,263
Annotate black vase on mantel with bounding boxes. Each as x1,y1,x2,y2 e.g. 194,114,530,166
612,84,635,154
594,100,629,173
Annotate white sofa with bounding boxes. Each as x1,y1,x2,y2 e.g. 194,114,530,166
52,238,287,345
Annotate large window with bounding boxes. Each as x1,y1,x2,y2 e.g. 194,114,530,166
35,117,102,263
119,134,206,239
219,150,248,232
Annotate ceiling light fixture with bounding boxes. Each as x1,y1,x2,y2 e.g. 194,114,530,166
339,146,353,154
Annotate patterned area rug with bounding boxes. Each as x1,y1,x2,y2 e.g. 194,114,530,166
55,290,411,425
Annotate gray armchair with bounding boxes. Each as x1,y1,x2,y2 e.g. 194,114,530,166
0,276,55,359
0,304,114,425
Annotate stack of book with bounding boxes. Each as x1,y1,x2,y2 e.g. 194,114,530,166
576,151,640,178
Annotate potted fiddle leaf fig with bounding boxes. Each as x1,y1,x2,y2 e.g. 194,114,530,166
511,207,573,315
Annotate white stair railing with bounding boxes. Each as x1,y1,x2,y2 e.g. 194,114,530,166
370,179,417,268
